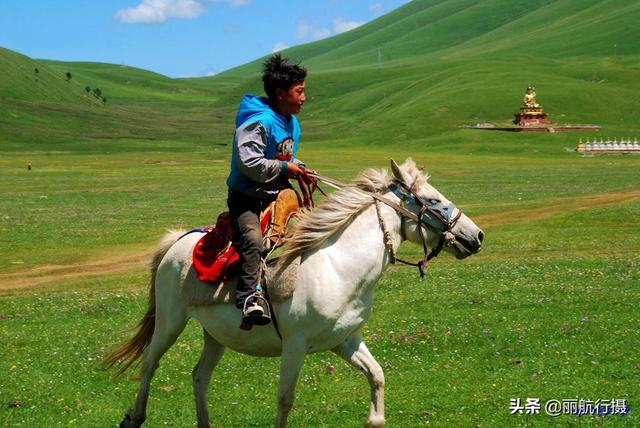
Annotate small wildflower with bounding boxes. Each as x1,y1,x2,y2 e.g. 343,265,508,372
8,400,22,408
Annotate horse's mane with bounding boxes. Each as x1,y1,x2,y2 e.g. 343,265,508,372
277,159,427,267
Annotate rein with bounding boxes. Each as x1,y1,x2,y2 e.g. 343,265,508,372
390,181,461,277
307,172,461,278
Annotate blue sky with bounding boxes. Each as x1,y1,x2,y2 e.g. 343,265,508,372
0,0,410,78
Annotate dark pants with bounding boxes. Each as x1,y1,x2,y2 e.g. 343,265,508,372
227,191,276,308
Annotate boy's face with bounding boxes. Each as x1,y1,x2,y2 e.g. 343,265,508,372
276,81,306,116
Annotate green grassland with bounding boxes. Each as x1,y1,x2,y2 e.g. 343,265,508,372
1,0,639,426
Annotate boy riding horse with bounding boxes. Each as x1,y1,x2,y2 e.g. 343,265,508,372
226,54,308,327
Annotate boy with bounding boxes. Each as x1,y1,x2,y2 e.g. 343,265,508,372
226,54,307,326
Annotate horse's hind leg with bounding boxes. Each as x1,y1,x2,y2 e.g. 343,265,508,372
122,310,188,428
332,334,385,428
192,328,225,428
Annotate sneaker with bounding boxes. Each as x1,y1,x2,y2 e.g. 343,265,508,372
242,295,271,326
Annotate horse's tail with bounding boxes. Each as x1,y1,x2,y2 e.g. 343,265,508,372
102,230,184,375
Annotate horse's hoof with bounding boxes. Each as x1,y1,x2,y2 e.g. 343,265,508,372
119,414,132,428
365,416,385,428
120,413,145,428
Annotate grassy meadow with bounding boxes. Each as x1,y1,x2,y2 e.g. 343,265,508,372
1,0,640,426
2,132,638,427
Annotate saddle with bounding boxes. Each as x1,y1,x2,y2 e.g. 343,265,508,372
193,188,302,283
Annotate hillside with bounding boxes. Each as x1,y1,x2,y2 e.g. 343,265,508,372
209,0,640,142
40,60,229,103
0,47,99,104
0,48,239,151
1,3,639,426
1,0,639,151
221,0,640,75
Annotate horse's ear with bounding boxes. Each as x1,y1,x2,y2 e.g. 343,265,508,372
390,159,406,183
391,159,411,185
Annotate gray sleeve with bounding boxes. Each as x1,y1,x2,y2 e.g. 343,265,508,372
235,121,285,183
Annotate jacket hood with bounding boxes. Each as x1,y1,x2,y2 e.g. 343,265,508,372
235,94,287,128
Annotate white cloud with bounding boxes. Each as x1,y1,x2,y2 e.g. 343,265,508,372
369,3,383,16
116,0,206,24
333,18,363,34
313,27,332,39
295,16,362,42
296,21,313,39
210,0,248,7
180,68,218,78
272,42,289,53
296,20,332,41
115,0,248,24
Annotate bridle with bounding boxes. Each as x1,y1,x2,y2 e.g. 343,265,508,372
306,172,462,278
388,180,461,277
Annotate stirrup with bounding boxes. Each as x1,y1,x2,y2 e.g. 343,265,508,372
241,291,271,327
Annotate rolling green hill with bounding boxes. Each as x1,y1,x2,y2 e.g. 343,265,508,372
0,49,239,151
0,47,98,104
221,0,640,75
1,0,639,150
40,60,230,103
1,3,639,426
210,0,640,141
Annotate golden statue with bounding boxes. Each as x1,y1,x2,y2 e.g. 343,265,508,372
523,84,539,108
514,84,548,126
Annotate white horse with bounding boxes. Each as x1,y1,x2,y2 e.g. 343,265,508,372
105,158,483,427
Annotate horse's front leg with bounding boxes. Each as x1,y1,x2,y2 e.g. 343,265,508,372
276,337,306,428
332,334,385,428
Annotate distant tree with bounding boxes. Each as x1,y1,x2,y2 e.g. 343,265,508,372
65,71,72,81
85,86,91,93
93,87,102,98
34,68,39,75
102,97,107,104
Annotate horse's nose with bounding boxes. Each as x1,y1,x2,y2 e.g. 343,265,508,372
478,230,484,243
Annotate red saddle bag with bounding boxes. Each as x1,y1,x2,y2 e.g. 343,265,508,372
192,212,240,283
192,188,302,283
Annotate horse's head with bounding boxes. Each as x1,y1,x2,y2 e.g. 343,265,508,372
390,158,483,260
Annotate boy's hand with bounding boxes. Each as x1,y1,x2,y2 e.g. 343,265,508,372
299,168,316,185
285,162,304,179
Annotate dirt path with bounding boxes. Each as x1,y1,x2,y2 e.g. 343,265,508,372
1,189,638,293
0,250,153,292
474,189,640,228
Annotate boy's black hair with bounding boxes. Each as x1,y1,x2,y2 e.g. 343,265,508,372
262,54,307,100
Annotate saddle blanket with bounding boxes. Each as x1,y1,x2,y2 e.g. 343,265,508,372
191,212,240,283
192,188,300,284
183,254,301,307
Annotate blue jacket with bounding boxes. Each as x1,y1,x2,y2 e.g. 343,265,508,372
226,94,303,199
